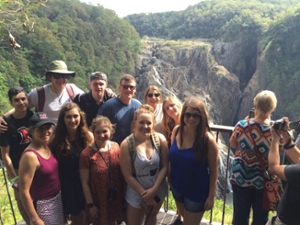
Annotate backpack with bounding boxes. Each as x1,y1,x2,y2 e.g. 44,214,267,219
126,132,162,177
35,84,75,112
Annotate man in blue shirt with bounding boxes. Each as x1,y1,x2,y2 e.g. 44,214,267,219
98,74,141,144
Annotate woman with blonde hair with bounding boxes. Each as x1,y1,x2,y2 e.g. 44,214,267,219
80,116,126,225
230,90,278,225
144,85,163,125
120,104,168,225
50,102,93,225
161,96,182,146
169,98,219,225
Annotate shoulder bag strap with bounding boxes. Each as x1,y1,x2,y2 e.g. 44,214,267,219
66,84,75,101
126,134,137,177
151,132,162,169
36,86,45,112
247,120,266,170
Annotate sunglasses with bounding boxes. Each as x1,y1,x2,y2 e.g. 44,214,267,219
52,74,69,79
147,93,160,98
121,85,136,90
184,112,201,119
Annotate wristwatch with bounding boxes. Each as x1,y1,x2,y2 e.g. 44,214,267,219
87,203,94,209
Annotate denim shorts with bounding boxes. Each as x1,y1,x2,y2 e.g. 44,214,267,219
171,185,205,213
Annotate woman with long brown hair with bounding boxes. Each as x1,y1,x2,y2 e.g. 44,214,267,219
169,98,219,225
50,103,93,225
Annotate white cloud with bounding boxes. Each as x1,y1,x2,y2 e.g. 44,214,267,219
81,0,201,17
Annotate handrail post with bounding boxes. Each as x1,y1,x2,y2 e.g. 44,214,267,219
210,125,234,225
1,161,17,225
221,141,231,225
210,130,220,224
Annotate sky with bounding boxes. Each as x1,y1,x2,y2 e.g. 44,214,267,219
81,0,202,17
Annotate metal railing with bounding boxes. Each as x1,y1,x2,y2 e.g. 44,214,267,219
210,124,234,225
0,125,235,225
0,159,17,225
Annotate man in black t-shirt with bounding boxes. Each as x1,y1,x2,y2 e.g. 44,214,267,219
73,71,116,127
0,86,33,224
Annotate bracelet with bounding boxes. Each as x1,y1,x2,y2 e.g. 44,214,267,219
87,203,94,209
285,144,295,150
283,138,292,148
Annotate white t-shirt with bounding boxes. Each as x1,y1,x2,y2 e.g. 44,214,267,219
154,103,163,125
28,83,84,124
125,149,168,208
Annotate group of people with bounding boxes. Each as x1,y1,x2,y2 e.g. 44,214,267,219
4,60,299,225
0,60,219,225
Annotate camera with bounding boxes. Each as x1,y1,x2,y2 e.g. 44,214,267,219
248,108,255,119
273,119,286,130
289,120,300,131
108,187,117,201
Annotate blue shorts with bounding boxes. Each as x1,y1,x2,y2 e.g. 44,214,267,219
171,185,205,213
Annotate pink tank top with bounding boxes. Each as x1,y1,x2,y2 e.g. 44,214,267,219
23,149,61,200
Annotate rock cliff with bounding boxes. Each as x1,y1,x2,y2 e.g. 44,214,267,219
134,38,241,127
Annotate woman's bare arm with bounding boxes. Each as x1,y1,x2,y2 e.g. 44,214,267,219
18,151,44,225
204,132,219,210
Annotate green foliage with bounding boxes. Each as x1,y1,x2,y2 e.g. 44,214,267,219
258,6,300,119
125,0,299,41
0,0,141,112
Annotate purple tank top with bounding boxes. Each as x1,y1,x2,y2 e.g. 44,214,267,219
23,149,61,200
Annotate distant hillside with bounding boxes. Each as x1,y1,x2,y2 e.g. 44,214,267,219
0,0,140,113
125,0,299,40
126,0,300,121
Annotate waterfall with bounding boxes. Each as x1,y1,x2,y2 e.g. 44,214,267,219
152,66,164,85
152,66,177,97
182,72,190,86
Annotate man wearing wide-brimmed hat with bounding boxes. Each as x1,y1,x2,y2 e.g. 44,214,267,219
0,60,83,127
27,60,84,123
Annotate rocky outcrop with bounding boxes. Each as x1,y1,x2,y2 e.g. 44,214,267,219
134,38,241,126
212,40,257,92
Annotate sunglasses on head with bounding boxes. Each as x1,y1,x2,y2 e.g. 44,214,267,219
121,85,136,90
147,93,160,98
52,74,69,79
184,112,201,119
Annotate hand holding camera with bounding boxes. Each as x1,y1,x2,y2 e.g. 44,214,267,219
271,117,292,145
272,119,286,130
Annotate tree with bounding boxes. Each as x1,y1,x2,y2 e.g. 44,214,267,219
0,0,47,45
